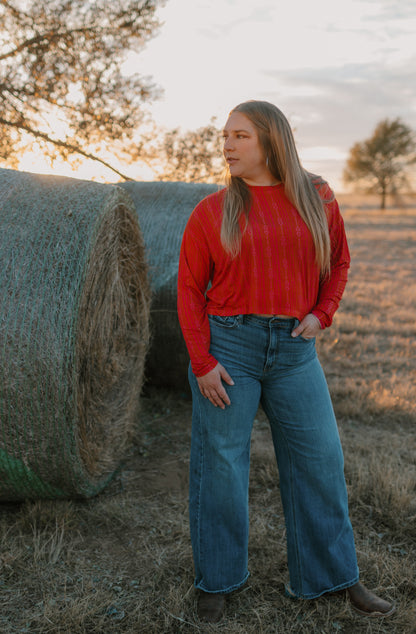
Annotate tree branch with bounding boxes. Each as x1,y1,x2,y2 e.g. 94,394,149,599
0,116,133,180
0,9,154,62
0,25,110,61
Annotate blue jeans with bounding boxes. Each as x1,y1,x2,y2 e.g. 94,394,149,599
188,314,359,598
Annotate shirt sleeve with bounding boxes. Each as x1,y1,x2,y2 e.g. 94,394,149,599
312,193,350,328
177,207,218,377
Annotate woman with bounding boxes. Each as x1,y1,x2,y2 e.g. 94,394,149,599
177,100,395,623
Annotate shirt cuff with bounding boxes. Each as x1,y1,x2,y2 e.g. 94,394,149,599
311,309,331,329
191,356,218,378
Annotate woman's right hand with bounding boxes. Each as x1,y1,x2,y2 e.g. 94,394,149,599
196,363,234,409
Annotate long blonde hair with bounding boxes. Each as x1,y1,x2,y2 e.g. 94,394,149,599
221,100,332,275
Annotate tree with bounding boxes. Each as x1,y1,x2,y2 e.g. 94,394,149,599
0,0,165,179
343,118,416,209
152,119,224,183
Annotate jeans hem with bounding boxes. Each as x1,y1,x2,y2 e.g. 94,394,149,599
195,571,250,595
288,573,360,600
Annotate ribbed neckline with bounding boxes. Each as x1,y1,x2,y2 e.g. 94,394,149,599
247,182,283,190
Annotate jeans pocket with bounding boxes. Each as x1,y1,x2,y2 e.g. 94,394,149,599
291,320,315,343
209,315,240,328
298,334,316,343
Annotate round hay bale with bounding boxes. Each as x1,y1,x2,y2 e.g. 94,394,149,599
0,168,151,501
120,181,220,392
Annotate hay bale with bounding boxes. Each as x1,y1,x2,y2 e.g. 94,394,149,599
120,181,220,391
0,168,151,501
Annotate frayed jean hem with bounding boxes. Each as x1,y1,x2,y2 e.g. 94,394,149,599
195,571,250,595
287,573,360,600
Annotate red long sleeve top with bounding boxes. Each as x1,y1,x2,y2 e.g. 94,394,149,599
177,182,350,377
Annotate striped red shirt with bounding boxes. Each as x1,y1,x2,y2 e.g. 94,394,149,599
177,182,350,377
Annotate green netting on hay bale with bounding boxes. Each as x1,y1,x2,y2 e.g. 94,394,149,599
0,168,151,501
120,181,219,392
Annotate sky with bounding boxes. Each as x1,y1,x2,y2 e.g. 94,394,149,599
135,0,416,191
19,0,416,191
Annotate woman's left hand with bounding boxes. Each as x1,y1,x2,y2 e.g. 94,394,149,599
291,313,321,339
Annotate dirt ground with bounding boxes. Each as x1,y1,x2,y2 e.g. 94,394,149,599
1,203,416,633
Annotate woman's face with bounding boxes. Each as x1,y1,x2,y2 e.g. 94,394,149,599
223,111,273,185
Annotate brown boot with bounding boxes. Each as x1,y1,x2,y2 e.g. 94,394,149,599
347,582,396,617
197,590,225,623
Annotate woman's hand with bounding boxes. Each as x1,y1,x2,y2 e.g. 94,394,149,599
291,313,322,339
196,362,234,409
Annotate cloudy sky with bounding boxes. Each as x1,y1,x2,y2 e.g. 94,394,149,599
137,0,416,191
17,0,416,190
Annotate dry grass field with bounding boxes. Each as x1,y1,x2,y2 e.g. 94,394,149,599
1,196,416,633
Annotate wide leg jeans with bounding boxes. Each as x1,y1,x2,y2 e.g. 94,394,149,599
188,314,359,598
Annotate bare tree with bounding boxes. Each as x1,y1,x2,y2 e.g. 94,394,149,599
343,118,416,209
0,0,165,179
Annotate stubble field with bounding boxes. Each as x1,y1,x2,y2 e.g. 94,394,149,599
1,196,416,633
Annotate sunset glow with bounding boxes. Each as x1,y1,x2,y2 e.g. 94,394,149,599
17,0,416,191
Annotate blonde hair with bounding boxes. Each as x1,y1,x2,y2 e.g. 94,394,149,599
221,100,332,275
